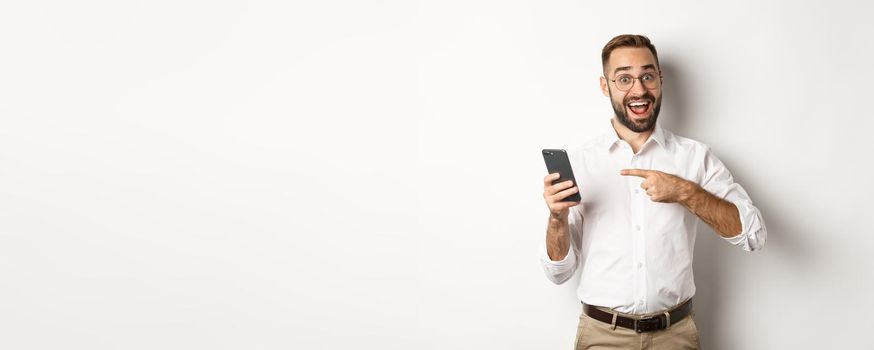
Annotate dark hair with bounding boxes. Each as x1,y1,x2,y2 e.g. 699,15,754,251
601,34,660,74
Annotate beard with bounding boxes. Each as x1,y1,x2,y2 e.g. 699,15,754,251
609,88,661,133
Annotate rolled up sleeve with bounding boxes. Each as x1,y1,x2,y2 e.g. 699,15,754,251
539,206,584,284
699,147,767,252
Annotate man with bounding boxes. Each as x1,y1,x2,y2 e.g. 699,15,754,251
540,34,767,350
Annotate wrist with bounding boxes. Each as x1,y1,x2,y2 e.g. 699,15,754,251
679,181,701,206
549,212,569,223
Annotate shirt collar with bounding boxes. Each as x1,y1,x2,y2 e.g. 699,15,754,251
650,122,666,147
603,118,667,151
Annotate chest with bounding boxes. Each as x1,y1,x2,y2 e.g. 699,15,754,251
570,146,702,223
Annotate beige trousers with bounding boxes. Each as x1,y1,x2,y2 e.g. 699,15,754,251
574,308,701,350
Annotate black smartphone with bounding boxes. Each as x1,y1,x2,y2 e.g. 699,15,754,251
542,149,581,202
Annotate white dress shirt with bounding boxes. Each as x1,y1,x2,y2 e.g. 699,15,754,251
540,120,767,314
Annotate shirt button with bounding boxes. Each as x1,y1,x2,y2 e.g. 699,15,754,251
637,262,643,269
638,300,645,306
635,225,641,231
634,189,639,194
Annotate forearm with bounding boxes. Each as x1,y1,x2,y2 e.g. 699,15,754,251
680,182,742,238
545,215,571,261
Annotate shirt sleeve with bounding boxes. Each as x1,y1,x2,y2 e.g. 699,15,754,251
539,206,584,284
699,146,767,252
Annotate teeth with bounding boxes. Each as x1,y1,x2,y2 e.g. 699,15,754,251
629,102,649,107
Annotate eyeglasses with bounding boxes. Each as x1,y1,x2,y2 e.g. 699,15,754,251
608,72,662,92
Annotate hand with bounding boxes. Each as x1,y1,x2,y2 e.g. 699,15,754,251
620,169,696,203
543,173,580,220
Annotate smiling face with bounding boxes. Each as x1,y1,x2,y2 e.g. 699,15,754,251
599,47,662,133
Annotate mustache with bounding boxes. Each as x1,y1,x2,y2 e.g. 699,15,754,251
624,93,656,105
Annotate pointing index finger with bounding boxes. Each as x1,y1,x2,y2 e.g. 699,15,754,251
620,169,652,178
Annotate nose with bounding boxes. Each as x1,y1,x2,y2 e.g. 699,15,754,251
628,77,647,95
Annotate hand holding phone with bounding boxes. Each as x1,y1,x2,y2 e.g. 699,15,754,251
542,149,581,218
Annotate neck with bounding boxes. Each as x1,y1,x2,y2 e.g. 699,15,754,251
610,117,653,154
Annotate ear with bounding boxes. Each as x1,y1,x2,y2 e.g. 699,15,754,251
600,76,609,97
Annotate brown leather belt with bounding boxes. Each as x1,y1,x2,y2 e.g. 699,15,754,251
582,299,693,333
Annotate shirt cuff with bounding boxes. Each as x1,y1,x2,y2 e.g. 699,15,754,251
541,242,575,266
722,200,765,251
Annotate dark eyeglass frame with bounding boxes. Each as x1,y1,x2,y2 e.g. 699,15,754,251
607,72,663,92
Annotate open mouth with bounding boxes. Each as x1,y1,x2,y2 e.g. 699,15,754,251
627,100,652,117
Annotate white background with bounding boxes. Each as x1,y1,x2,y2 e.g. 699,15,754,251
1,1,872,349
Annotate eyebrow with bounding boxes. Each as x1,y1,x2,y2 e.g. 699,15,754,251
613,64,657,75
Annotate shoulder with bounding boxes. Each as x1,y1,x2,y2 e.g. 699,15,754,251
663,129,712,155
569,130,614,156
571,135,604,154
564,132,612,175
